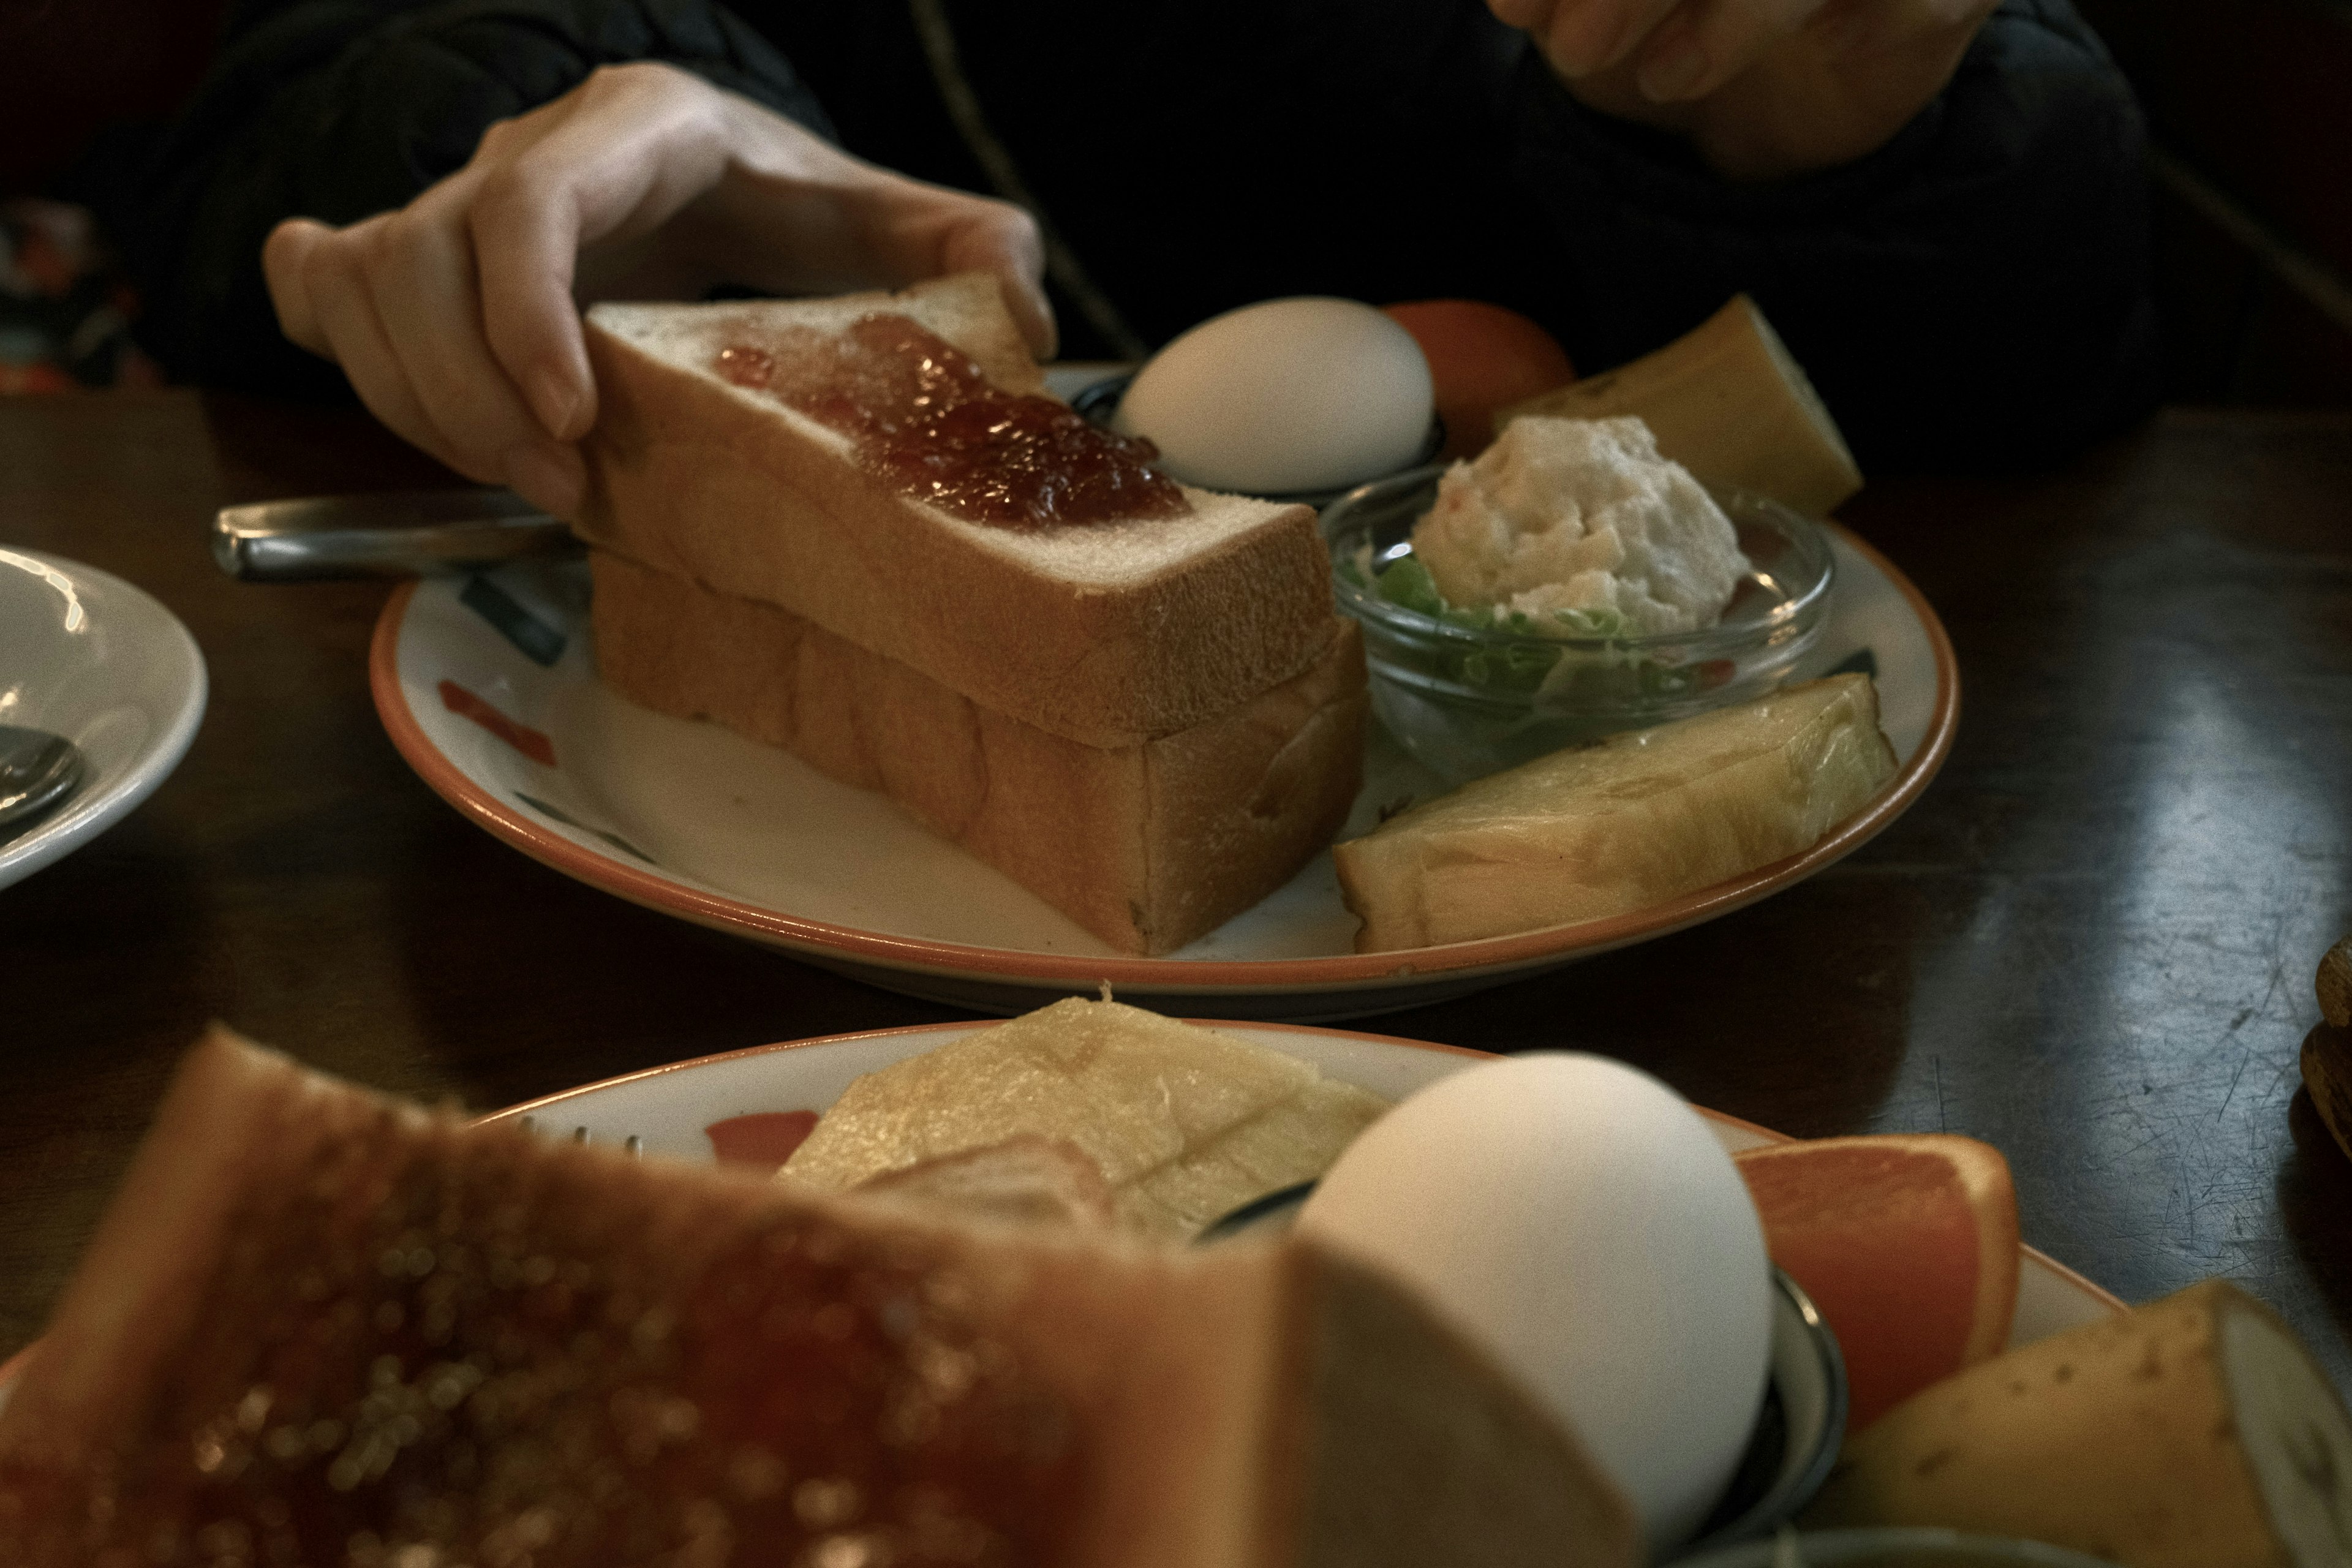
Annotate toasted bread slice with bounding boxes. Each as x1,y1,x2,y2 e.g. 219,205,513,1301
0,1027,1638,1567
576,274,1336,748
590,549,1365,955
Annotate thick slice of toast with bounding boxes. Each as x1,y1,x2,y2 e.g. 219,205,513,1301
576,274,1336,748
591,548,1366,955
0,1027,1640,1567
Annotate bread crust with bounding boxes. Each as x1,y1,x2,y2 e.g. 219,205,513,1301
591,550,1367,955
575,281,1335,748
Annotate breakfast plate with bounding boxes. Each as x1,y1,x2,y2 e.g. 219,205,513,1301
372,493,1954,1017
0,1023,2117,1526
480,1020,2118,1349
0,547,207,892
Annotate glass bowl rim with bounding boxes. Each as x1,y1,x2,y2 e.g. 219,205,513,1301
1324,464,1836,662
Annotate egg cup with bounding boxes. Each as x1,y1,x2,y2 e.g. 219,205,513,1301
1199,1185,1850,1551
1070,372,1444,508
1323,466,1837,785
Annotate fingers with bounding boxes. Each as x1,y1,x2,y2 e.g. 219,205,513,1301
470,165,595,442
1573,0,1985,109
256,65,750,514
695,100,1059,360
1501,0,1689,78
365,204,589,512
292,224,467,471
940,207,1055,361
1807,0,1996,59
473,64,737,441
1634,0,1826,102
271,60,1063,516
262,219,332,355
268,205,586,516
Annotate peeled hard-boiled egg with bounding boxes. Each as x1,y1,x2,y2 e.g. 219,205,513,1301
1113,297,1434,495
1297,1053,1771,1552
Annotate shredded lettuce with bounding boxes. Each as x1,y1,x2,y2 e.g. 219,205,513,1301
1373,557,1627,641
1349,545,1729,703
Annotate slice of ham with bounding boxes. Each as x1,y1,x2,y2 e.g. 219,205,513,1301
0,1027,1637,1567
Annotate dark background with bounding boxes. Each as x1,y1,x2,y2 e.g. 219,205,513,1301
5,0,2350,405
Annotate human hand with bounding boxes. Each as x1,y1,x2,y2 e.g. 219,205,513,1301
1490,0,1999,179
263,62,1052,518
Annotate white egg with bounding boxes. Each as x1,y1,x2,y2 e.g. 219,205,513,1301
1297,1054,1771,1553
1113,297,1434,494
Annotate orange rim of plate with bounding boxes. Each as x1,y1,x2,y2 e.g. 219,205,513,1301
368,524,1962,993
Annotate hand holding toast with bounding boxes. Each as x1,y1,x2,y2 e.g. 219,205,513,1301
1490,0,1999,179
262,62,1052,519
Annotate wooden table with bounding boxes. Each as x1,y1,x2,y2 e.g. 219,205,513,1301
4,390,2350,1392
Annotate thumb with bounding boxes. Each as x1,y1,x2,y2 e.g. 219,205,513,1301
262,217,334,355
944,212,1057,363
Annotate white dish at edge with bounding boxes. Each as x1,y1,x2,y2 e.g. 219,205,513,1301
0,547,206,892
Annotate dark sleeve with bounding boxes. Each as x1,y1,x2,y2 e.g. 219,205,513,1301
1496,0,2159,470
942,0,2152,472
123,0,832,397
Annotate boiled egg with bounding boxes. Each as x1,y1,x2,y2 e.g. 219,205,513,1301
1113,298,1434,495
1297,1053,1771,1553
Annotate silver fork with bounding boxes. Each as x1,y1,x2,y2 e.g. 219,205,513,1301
516,1116,643,1157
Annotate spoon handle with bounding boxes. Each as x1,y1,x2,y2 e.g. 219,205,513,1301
213,491,582,582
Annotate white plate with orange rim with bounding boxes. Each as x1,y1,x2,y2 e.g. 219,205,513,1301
475,1020,2117,1348
369,513,1956,1020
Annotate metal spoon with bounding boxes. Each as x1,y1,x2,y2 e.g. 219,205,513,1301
0,725,86,831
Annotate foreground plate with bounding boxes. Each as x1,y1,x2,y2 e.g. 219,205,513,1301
487,1022,2120,1346
0,548,206,891
0,1026,2117,1429
372,523,1956,1019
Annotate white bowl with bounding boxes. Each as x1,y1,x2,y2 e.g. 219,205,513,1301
0,548,206,890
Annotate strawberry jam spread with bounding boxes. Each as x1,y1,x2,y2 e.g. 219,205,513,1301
715,315,1189,530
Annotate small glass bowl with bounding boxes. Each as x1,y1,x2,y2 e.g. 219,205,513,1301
1324,466,1836,785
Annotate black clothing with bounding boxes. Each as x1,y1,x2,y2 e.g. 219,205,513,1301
126,0,2158,469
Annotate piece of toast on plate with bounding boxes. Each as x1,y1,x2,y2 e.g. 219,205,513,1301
575,275,1368,954
0,1027,1639,1567
576,273,1341,750
589,549,1365,954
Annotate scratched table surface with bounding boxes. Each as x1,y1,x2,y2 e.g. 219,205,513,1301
2,390,2349,1387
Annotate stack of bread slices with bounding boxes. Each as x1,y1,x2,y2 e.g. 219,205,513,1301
576,274,1366,955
